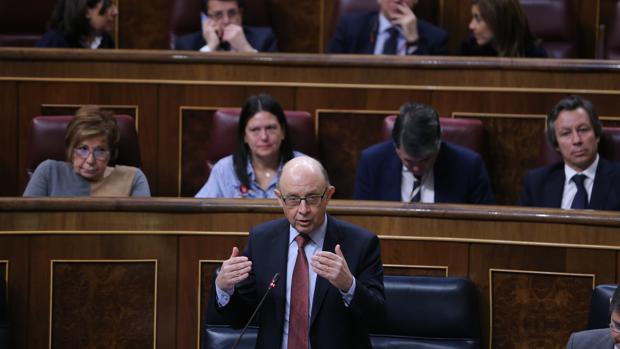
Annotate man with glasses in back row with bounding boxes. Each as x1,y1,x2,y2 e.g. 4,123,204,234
174,0,279,52
566,285,620,348
212,156,385,348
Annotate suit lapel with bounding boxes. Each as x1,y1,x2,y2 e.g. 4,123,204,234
309,216,340,327
589,158,611,209
386,147,403,200
544,165,565,207
266,220,290,338
360,13,378,54
433,143,448,202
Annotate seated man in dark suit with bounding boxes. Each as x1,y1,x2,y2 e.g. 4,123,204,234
519,95,620,210
213,156,385,348
327,0,448,55
565,284,620,348
174,0,278,53
354,102,495,204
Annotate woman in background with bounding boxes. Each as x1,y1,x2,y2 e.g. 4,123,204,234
460,0,547,57
37,0,118,48
195,94,302,198
24,106,150,196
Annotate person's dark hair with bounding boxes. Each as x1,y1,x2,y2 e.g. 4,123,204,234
65,105,120,162
472,0,539,57
48,0,113,46
203,0,244,13
392,102,441,158
233,94,294,189
547,95,602,148
610,285,620,315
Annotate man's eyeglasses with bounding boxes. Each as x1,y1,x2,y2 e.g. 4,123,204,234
208,8,240,20
610,321,620,333
280,189,327,207
74,146,110,161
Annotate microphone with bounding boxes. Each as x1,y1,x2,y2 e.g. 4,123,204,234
230,273,280,349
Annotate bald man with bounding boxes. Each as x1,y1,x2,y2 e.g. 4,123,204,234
213,156,385,349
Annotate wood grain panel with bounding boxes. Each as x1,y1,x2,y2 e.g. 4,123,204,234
51,261,156,349
160,84,248,196
28,235,177,349
181,108,217,197
318,111,390,199
0,237,29,349
457,113,546,205
470,243,616,349
40,105,137,117
270,0,319,53
17,82,158,195
178,235,248,349
118,0,170,49
0,82,17,196
380,239,469,277
490,270,593,348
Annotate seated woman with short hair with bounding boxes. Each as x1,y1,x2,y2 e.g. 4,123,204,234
195,94,302,198
23,106,150,197
37,0,118,49
460,0,547,57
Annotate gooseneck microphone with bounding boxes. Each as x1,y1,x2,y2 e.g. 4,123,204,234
230,273,280,349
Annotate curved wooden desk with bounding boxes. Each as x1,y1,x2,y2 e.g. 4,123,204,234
0,198,617,348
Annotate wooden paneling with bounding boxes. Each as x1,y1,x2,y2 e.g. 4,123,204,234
51,261,156,349
0,237,29,349
490,270,593,348
118,0,170,49
0,82,17,196
0,198,619,348
0,199,619,348
28,234,177,349
4,50,620,198
470,244,616,349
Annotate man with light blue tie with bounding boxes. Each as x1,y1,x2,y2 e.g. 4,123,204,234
326,0,448,55
519,95,620,210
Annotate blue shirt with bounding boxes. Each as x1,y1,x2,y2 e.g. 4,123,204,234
195,151,303,198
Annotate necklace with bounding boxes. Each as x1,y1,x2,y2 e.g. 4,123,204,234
264,171,272,178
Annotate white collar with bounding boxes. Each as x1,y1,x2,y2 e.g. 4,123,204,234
564,154,599,185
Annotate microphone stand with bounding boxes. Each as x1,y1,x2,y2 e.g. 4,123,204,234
230,273,280,349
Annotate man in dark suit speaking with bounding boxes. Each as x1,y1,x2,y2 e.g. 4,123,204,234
354,102,495,204
213,156,385,349
327,0,448,55
174,0,278,53
519,95,620,210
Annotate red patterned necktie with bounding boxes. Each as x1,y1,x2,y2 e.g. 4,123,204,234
289,234,309,349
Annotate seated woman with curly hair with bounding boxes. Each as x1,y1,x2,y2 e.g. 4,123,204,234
23,106,150,197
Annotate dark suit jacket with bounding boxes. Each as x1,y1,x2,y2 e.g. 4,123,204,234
353,141,495,204
565,328,614,348
518,157,620,210
174,25,278,52
36,30,115,48
326,11,448,55
215,216,385,349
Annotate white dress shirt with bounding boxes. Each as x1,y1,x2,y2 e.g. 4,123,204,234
561,155,598,209
400,165,435,203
